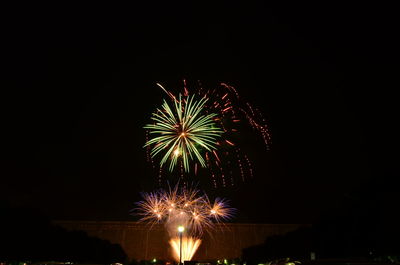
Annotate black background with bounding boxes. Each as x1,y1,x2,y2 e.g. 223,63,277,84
2,2,398,224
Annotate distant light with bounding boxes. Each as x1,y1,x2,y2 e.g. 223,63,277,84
224,259,228,264
178,225,185,232
152,258,157,263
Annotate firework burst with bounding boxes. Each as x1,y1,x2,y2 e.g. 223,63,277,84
133,185,234,262
134,185,234,236
145,80,271,187
144,93,224,172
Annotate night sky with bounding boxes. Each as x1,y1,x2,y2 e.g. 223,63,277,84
2,2,398,224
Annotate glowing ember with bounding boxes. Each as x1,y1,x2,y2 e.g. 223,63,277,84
169,237,202,262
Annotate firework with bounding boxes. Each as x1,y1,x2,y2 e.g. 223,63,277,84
144,94,224,172
145,81,271,187
134,185,233,236
169,237,201,262
134,185,234,262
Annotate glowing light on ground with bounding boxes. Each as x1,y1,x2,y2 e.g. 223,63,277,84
169,237,202,262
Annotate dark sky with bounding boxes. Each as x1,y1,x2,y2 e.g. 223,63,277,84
2,2,398,223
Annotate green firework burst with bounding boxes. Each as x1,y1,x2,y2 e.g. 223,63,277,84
144,94,223,172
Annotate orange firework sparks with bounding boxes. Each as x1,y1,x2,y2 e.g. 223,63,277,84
133,185,235,262
134,185,234,235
